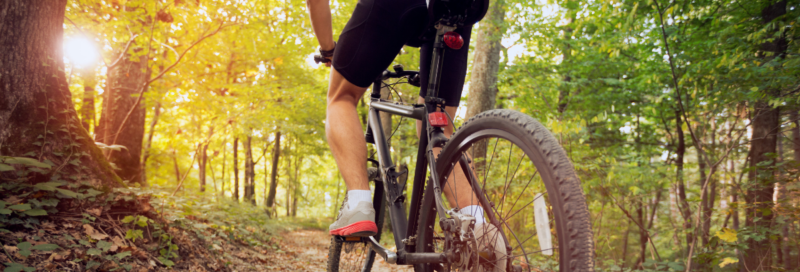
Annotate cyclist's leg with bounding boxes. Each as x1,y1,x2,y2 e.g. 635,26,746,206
326,68,380,237
415,101,479,209
327,68,370,191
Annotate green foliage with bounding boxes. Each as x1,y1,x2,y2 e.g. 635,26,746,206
55,0,800,270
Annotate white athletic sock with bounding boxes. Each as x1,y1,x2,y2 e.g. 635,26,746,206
459,205,487,225
346,190,372,211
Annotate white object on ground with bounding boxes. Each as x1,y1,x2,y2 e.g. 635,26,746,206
533,193,553,255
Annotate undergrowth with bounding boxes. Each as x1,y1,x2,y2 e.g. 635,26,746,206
0,173,321,272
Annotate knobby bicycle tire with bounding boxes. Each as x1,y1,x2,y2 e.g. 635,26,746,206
414,109,595,272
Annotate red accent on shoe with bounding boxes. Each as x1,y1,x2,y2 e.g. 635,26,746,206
329,220,378,237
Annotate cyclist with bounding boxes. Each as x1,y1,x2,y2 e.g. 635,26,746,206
306,0,506,269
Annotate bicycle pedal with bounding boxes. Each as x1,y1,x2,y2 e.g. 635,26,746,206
336,235,366,243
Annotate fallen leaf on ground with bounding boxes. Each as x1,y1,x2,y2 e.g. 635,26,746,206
83,224,109,240
41,221,57,230
4,245,18,254
87,208,102,216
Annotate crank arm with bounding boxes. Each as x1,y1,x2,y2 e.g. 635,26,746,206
367,236,398,264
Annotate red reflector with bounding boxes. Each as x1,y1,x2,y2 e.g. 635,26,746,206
443,32,464,50
428,112,449,127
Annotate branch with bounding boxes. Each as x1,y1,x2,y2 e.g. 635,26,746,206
171,146,200,196
108,23,230,150
602,186,662,262
107,36,139,69
652,0,711,168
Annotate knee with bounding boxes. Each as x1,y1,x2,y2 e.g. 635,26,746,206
327,89,360,106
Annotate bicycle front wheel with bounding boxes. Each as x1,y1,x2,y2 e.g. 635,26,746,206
415,109,595,272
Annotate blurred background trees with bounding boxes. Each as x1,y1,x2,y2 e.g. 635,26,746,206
47,0,800,270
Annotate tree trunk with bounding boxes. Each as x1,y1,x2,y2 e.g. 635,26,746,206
266,131,282,212
621,219,632,269
557,14,575,115
675,110,692,251
465,0,505,170
244,135,254,204
95,47,149,185
198,126,214,192
637,201,646,268
698,137,709,246
221,139,227,196
743,2,787,270
0,0,120,186
79,67,97,132
233,137,239,200
141,102,160,186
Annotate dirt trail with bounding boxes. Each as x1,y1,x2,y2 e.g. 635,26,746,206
265,229,413,272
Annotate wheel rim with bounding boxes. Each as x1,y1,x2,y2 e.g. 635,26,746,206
435,129,563,271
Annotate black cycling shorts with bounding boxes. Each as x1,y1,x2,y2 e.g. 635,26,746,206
333,0,477,107
333,0,427,87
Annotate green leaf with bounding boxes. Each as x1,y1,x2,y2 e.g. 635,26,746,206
121,216,135,224
719,257,738,268
716,227,738,243
0,209,11,215
17,242,32,257
17,242,31,251
8,204,31,211
1,157,51,169
3,263,35,272
56,188,79,198
87,248,102,256
86,261,101,269
125,229,143,242
84,189,103,197
113,251,132,260
31,243,60,251
97,240,112,252
33,181,66,191
0,164,13,172
24,209,47,216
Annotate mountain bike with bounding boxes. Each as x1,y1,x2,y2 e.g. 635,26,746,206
319,0,595,270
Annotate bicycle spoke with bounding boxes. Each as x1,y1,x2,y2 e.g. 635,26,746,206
503,170,538,220
503,192,545,221
497,144,515,215
481,138,500,191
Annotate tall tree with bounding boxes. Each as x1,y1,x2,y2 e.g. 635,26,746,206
465,0,505,169
265,131,282,213
233,137,240,200
0,0,119,186
743,1,787,269
465,0,505,120
244,135,254,203
95,51,150,185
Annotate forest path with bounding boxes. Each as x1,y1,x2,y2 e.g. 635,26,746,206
262,229,413,272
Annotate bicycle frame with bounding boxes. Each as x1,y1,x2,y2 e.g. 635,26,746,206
357,25,460,266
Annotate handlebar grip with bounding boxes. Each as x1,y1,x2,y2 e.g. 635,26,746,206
314,54,325,64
